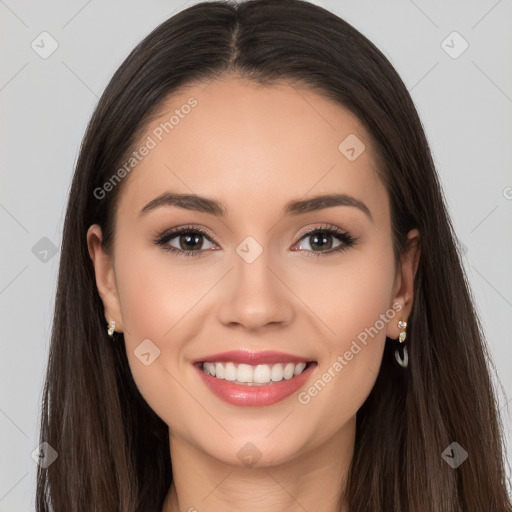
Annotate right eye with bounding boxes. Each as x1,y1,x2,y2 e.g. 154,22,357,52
154,226,218,257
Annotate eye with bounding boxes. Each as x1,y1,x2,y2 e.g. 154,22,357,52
154,223,357,258
154,225,218,257
292,224,357,257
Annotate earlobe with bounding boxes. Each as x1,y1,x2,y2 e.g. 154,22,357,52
86,224,124,330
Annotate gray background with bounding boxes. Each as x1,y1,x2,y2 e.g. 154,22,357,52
1,0,511,509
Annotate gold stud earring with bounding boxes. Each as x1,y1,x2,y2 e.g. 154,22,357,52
107,320,116,337
397,320,407,343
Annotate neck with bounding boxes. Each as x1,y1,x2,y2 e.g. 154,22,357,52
162,417,355,512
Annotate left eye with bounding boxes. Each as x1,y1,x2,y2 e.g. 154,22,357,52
292,226,356,256
294,230,343,252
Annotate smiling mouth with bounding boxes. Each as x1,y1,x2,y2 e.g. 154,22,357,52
195,360,317,386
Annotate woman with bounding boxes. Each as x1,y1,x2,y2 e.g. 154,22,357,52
36,1,512,511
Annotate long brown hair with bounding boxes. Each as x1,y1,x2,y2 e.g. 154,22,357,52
36,1,512,510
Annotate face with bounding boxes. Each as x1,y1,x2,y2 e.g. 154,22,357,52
88,75,419,468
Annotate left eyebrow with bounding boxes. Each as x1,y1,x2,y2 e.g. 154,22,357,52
282,193,373,223
139,192,373,223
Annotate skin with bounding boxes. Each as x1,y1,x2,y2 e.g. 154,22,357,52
87,75,420,512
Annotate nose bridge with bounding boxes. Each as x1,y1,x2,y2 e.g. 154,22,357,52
217,236,293,330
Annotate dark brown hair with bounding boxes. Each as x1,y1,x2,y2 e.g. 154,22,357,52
36,1,512,510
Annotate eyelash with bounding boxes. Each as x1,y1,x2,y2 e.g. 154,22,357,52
154,224,357,258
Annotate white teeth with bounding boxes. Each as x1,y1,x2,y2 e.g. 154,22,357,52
237,364,253,383
215,362,224,379
201,361,309,385
283,362,295,379
294,362,306,375
204,362,216,376
253,364,271,384
270,363,283,381
224,362,237,381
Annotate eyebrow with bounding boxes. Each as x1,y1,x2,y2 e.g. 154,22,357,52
139,192,373,222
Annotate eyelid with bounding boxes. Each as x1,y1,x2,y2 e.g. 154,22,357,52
292,224,356,255
154,223,357,257
154,224,219,253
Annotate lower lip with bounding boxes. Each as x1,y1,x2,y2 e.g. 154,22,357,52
194,362,317,407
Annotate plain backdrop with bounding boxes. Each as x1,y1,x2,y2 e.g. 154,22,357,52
1,0,511,509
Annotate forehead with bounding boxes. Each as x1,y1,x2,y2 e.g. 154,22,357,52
116,76,387,225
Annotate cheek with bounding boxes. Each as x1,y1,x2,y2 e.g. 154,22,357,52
112,243,212,424
114,240,216,341
290,242,395,348
112,238,229,391
292,247,395,419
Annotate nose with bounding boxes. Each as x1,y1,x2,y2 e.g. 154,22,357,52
216,249,294,332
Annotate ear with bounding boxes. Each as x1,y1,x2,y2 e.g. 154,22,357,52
386,228,421,339
86,224,124,333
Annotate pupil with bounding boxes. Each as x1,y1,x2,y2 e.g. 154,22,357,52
181,233,202,250
177,232,334,252
311,233,332,251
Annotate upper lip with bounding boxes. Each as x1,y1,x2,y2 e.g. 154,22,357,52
192,350,315,366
